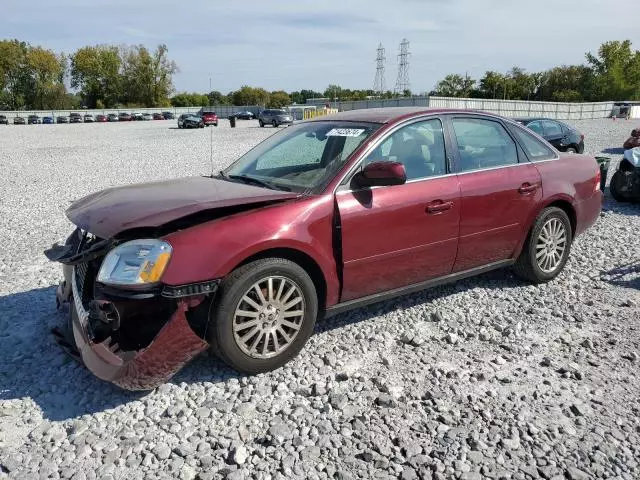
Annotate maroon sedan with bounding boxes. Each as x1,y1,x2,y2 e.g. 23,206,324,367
201,111,218,127
45,107,602,390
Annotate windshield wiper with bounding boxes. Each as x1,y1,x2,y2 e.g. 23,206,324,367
226,174,291,192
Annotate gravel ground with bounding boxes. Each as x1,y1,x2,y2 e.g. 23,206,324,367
0,118,639,480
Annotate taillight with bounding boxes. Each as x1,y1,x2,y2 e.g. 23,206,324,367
594,168,601,193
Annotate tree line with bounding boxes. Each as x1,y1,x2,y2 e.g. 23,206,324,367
430,40,640,102
1,38,638,111
0,40,178,110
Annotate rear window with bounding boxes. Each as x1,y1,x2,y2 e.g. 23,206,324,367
511,126,557,162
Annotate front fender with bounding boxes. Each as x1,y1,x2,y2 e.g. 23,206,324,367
161,195,340,307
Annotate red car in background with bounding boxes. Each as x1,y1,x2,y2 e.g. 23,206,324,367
201,111,218,127
45,107,602,390
96,114,107,122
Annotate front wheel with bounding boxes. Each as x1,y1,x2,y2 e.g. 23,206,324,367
513,207,572,283
259,120,264,128
565,147,577,154
208,258,318,374
272,120,278,128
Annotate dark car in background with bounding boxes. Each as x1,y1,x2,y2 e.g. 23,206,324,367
118,112,132,122
162,111,175,120
43,116,54,124
96,114,107,122
153,112,165,120
231,111,255,120
258,109,293,128
132,113,144,121
84,114,94,123
57,116,69,124
14,116,25,125
0,115,8,125
177,113,204,129
107,113,119,122
28,114,41,124
70,113,83,124
513,118,584,153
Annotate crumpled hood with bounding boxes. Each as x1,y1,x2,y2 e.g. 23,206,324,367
66,176,299,238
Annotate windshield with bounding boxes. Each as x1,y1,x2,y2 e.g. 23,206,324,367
223,121,379,193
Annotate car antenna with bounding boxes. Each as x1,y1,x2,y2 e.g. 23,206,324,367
209,118,214,178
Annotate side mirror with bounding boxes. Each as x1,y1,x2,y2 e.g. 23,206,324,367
353,161,407,188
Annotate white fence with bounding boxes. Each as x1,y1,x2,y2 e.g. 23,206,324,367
0,98,621,121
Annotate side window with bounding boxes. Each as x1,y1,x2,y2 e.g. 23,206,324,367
542,120,562,137
511,127,557,161
364,118,447,181
451,118,519,172
527,121,544,136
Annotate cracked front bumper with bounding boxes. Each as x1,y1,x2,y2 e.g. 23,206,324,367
69,268,209,391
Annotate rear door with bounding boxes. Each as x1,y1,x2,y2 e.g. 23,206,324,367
447,116,542,272
336,117,461,301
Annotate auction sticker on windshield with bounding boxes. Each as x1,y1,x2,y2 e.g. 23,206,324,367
326,128,365,137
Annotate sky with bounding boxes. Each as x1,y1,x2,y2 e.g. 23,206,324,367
3,0,640,95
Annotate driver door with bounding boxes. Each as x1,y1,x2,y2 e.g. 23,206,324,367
336,118,461,301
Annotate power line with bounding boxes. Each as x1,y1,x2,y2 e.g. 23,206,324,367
373,43,386,94
394,38,410,94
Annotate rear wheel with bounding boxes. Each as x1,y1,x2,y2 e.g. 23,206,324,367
272,120,278,128
609,170,630,202
565,146,577,154
208,258,318,374
513,207,572,283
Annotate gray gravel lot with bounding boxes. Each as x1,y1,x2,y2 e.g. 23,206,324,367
0,117,639,480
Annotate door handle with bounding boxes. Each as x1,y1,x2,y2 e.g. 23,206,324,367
518,183,538,195
426,201,453,214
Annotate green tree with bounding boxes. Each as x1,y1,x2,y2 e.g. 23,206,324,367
433,74,475,97
207,90,228,105
70,45,121,108
0,39,30,109
586,40,640,100
269,90,291,108
231,85,269,106
26,46,65,109
171,92,209,107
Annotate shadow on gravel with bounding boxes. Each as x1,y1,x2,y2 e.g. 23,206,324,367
601,261,640,290
0,267,521,421
602,147,625,155
602,197,640,216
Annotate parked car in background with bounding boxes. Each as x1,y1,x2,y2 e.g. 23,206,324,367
231,111,255,120
14,116,25,125
142,113,153,121
513,118,584,153
201,112,218,127
132,113,144,121
28,114,41,125
0,115,8,125
84,114,94,123
153,112,165,120
96,114,108,122
258,109,293,128
70,113,83,124
43,116,54,124
45,107,602,389
162,111,175,120
107,114,119,122
177,113,204,129
56,116,69,124
118,112,132,122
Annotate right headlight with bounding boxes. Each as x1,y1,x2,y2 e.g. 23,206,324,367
97,239,172,286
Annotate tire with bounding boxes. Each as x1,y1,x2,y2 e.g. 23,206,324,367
272,120,278,128
565,147,577,154
609,170,630,203
208,258,318,374
259,120,264,128
513,207,573,283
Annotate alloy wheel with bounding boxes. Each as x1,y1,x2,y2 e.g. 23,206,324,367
232,276,305,359
535,218,567,273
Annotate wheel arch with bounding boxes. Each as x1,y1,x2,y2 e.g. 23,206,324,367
232,247,328,312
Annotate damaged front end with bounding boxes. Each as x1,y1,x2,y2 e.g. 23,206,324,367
45,229,216,390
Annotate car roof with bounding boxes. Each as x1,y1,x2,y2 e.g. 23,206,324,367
306,107,506,124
